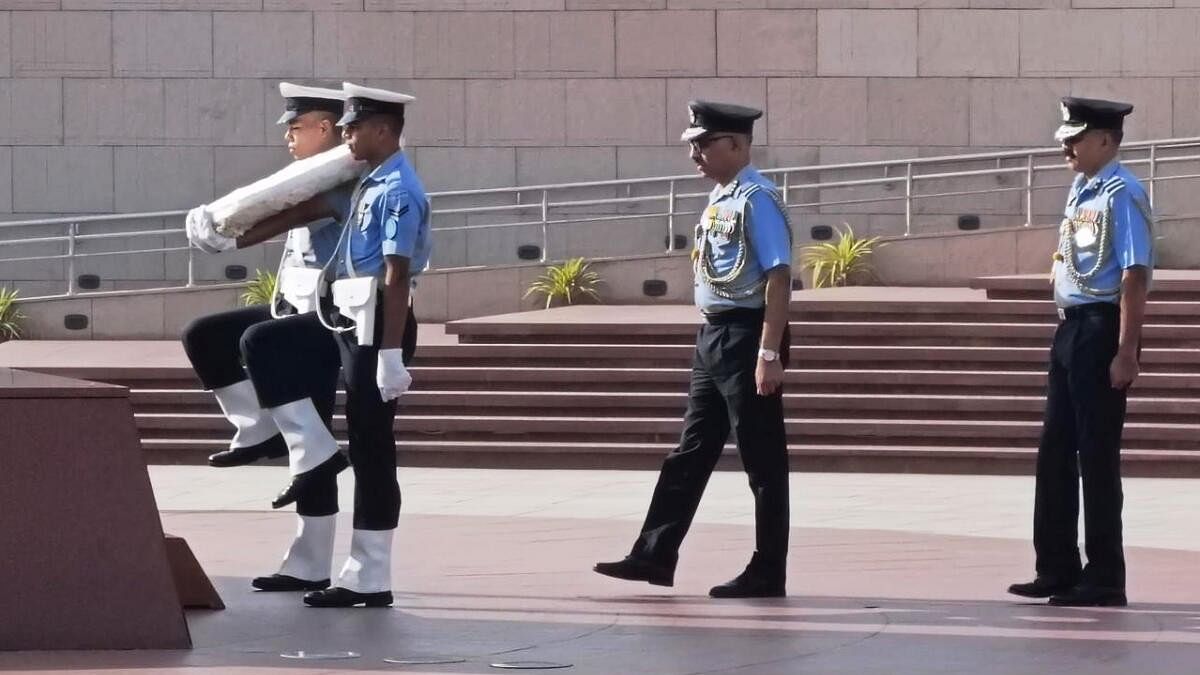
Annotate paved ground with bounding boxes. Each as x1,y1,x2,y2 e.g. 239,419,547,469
4,467,1200,674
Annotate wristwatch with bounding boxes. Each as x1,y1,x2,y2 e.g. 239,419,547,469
758,348,779,362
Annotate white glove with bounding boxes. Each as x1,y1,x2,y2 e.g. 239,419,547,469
186,205,235,253
202,226,237,253
184,206,210,249
376,348,412,402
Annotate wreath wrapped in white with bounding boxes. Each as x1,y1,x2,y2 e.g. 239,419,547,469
200,144,366,238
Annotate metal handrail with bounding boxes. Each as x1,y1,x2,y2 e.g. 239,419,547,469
6,136,1200,302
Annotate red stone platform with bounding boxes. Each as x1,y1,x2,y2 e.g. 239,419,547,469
0,368,190,650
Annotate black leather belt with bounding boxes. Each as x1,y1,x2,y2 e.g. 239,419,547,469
1056,302,1119,321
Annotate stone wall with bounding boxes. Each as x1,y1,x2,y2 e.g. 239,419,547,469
2,1,1199,290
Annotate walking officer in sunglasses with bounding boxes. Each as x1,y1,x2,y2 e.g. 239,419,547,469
594,100,795,598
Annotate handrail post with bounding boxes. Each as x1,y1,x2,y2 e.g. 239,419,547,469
781,171,790,205
1148,143,1157,208
186,229,196,288
65,223,77,296
1025,153,1034,227
540,189,549,263
666,179,676,254
903,163,913,236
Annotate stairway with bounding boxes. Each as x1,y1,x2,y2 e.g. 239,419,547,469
8,274,1200,476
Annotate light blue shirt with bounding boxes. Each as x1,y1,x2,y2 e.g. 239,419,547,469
341,150,432,281
1053,159,1154,307
310,183,355,265
693,165,793,313
278,183,353,269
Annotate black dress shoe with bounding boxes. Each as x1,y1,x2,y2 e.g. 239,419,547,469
303,586,393,608
251,574,330,592
1048,585,1127,607
593,556,676,587
272,453,350,509
208,435,288,468
1007,576,1079,599
709,570,785,599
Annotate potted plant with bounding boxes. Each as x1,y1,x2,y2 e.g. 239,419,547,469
524,257,603,309
240,269,278,307
0,287,25,341
799,225,886,288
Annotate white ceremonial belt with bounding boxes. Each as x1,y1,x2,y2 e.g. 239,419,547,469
277,267,326,315
331,277,378,346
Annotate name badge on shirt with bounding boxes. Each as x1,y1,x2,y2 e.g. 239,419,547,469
356,201,371,232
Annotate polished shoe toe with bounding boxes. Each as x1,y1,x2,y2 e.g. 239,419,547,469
709,554,786,599
208,435,288,468
593,556,675,587
271,453,350,509
251,574,330,592
1007,576,1079,599
303,586,393,608
1048,585,1127,607
709,573,785,599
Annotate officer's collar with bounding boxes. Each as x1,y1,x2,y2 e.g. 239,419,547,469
1080,158,1121,192
364,148,408,183
714,165,758,198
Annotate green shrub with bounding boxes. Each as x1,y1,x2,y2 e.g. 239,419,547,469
524,258,603,310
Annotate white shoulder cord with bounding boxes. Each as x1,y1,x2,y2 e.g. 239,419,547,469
315,180,369,334
696,184,791,300
267,232,293,320
1058,183,1150,299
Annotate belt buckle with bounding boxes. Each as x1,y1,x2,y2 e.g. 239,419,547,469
1056,307,1066,321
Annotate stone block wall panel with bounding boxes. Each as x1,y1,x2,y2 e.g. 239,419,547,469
0,3,1198,280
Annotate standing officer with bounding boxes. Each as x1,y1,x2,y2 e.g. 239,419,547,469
182,83,353,593
206,82,429,608
594,100,794,598
1008,97,1153,608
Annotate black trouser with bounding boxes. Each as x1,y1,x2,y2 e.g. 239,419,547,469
182,305,273,391
181,305,342,516
332,300,418,531
1033,302,1127,589
632,307,791,575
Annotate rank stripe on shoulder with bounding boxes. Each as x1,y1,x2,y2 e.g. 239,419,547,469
1099,175,1127,197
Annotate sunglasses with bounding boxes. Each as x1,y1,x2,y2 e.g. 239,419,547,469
689,135,735,152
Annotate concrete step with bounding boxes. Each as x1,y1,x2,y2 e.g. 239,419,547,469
793,299,1200,325
973,272,1200,302
451,321,699,345
68,366,1046,395
447,318,1200,348
133,413,1200,451
50,344,1200,380
118,367,1200,401
126,389,1200,424
795,345,1200,373
789,369,1200,396
412,343,694,367
795,322,1200,348
288,343,1200,372
137,438,1200,476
